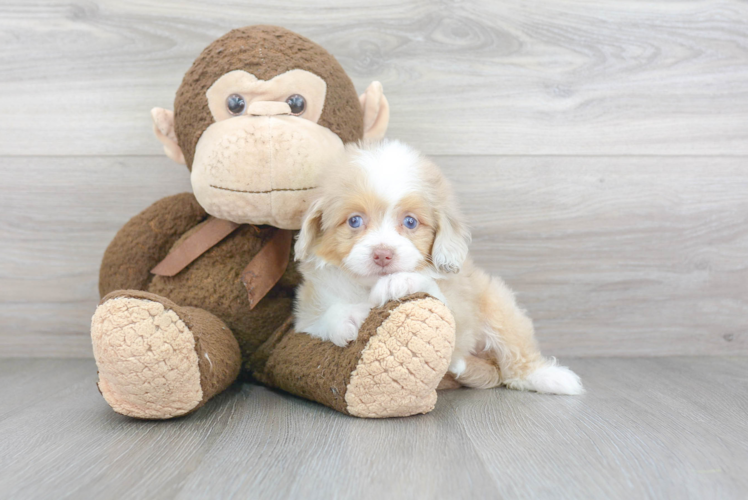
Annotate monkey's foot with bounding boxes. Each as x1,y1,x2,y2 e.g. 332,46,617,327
91,290,240,419
345,294,456,417
253,293,456,418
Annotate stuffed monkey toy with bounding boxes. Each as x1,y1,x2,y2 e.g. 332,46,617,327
91,25,456,419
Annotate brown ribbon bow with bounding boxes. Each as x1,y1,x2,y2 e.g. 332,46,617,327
151,216,293,310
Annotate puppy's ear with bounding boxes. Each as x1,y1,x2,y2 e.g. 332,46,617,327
432,204,471,273
294,198,325,262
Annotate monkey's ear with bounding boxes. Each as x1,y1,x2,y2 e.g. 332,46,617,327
359,82,389,141
151,108,186,165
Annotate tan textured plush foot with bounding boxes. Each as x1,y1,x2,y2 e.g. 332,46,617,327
345,297,455,418
91,297,203,419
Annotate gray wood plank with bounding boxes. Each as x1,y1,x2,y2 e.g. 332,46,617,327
2,155,746,357
442,356,748,499
439,155,748,357
0,359,94,420
174,388,500,500
0,0,746,156
0,156,192,357
0,357,746,499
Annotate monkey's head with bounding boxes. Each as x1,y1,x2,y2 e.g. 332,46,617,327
151,25,389,229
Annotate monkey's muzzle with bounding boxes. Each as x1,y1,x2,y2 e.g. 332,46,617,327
191,115,345,229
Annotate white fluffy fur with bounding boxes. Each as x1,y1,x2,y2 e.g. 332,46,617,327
293,264,372,346
294,140,584,395
505,362,585,396
353,140,423,204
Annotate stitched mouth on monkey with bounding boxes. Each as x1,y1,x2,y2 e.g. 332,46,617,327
190,115,343,230
208,185,319,194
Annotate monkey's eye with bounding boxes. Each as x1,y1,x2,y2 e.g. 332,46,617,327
285,94,306,115
403,216,418,229
348,215,363,229
226,94,246,115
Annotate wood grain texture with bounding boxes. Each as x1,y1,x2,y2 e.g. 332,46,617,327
0,357,746,499
440,155,748,357
1,155,746,357
0,0,746,156
2,1,747,357
0,156,192,357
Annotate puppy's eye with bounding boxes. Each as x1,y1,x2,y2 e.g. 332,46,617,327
286,94,306,115
348,216,363,229
403,216,418,229
226,94,246,115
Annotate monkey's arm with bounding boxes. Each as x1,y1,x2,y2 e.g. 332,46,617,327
99,193,207,297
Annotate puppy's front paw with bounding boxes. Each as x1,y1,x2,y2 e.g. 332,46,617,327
369,272,424,307
328,304,371,347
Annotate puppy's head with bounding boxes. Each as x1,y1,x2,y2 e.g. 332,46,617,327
295,140,471,278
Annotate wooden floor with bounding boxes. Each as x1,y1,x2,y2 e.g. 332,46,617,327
1,357,746,500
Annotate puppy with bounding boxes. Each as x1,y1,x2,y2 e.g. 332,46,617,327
293,140,583,395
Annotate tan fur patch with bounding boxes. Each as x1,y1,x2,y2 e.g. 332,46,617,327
396,193,435,228
311,186,438,272
396,193,436,270
315,190,388,266
457,355,502,389
91,297,203,419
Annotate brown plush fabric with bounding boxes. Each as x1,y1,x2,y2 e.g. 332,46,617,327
99,192,301,372
93,26,453,420
251,293,435,414
180,306,242,406
96,193,455,418
144,208,302,370
99,193,207,296
96,290,242,417
174,25,364,168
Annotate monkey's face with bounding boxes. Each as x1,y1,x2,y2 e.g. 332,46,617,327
152,26,390,230
189,70,344,229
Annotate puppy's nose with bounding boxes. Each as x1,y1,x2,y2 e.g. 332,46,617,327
372,247,394,267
